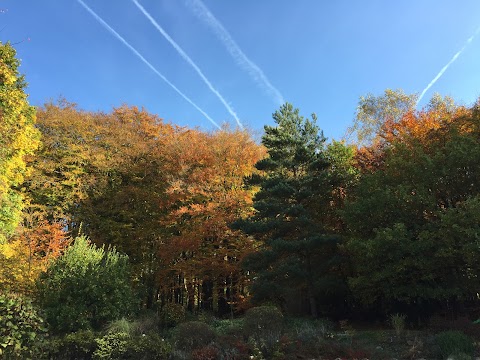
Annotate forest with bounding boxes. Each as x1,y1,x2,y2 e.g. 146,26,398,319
1,40,480,359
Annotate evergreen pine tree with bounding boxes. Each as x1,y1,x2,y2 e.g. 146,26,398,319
237,103,344,317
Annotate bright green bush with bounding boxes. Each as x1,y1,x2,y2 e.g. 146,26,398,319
93,332,171,360
435,330,474,359
93,332,129,359
0,292,46,358
36,236,137,332
243,306,284,358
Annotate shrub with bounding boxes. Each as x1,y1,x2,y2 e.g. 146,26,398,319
243,306,284,358
215,335,251,360
36,236,137,332
191,345,220,360
124,334,171,360
212,318,244,337
159,302,186,328
174,321,216,351
63,332,172,360
46,330,97,360
435,330,474,359
0,292,46,358
93,332,130,359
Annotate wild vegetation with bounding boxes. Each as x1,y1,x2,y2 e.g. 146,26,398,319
2,41,480,359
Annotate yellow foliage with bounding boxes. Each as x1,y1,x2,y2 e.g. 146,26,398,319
0,42,40,242
0,240,43,294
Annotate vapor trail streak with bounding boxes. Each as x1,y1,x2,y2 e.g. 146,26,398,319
132,0,243,129
417,26,480,105
77,0,221,129
186,0,285,106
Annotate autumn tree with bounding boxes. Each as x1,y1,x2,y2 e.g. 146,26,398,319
343,101,480,313
28,102,264,312
161,127,265,313
0,221,68,295
0,42,40,243
73,105,176,308
236,103,347,317
24,100,108,227
346,89,417,146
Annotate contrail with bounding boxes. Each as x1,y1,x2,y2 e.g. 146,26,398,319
186,0,285,106
132,0,243,129
417,26,480,106
76,0,221,129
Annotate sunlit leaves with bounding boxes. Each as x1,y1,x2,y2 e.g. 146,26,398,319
0,42,40,242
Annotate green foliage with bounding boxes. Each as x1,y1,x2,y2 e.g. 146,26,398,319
244,306,284,357
435,330,474,359
45,330,97,360
0,292,46,359
122,334,171,360
93,332,130,359
159,302,186,328
212,318,244,337
344,107,480,308
42,331,171,360
36,236,136,332
173,321,216,351
0,42,40,242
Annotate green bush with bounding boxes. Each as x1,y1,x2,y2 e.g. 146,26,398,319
174,321,216,351
435,330,474,359
45,330,97,360
243,306,284,358
93,332,130,359
159,302,186,328
212,318,244,337
0,292,46,359
43,331,171,360
36,236,137,332
124,334,171,360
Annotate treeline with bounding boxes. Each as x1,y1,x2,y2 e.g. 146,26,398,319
2,41,480,331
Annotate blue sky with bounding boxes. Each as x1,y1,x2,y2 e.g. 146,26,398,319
2,1,480,139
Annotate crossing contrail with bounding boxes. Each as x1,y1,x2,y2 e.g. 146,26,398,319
132,0,243,129
186,0,285,106
417,26,480,106
76,0,221,129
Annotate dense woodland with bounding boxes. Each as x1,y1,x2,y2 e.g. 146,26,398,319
2,40,480,359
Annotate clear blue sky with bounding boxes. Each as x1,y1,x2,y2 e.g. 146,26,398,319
3,1,480,139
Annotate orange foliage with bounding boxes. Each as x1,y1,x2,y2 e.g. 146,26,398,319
0,221,69,294
354,104,472,173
